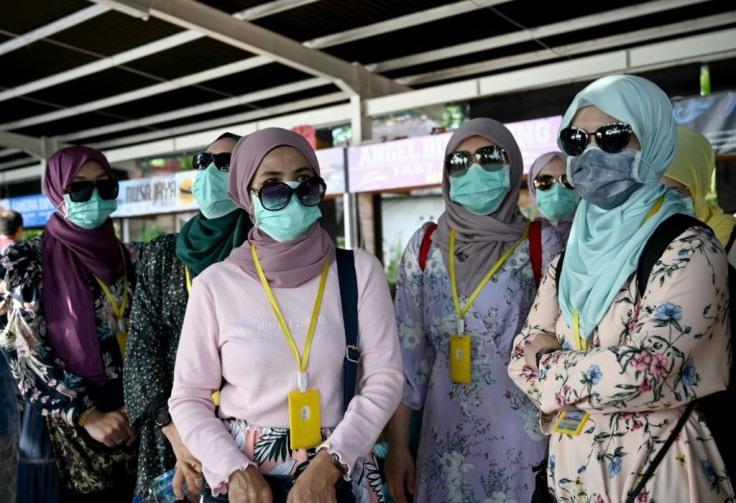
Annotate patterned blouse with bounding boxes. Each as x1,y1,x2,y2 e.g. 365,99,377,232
123,233,188,496
508,226,735,501
0,236,141,426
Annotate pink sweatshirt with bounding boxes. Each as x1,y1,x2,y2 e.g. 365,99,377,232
168,248,403,494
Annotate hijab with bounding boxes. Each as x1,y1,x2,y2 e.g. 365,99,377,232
557,74,694,341
175,132,252,277
435,118,528,296
225,128,335,287
42,146,126,387
664,125,735,247
528,151,575,242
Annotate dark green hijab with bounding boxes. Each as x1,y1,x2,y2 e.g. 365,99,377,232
176,132,252,277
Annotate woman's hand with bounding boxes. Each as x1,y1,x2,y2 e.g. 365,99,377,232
82,407,138,448
227,465,273,503
162,421,202,500
385,444,415,503
287,449,340,503
523,331,562,370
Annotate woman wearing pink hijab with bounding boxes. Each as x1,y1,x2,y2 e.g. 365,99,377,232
168,127,403,502
0,146,140,502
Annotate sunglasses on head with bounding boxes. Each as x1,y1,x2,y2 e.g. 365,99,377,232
193,151,231,172
445,145,507,178
533,174,574,191
64,179,119,203
559,122,633,156
250,176,326,211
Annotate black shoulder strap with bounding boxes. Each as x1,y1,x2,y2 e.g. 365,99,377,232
336,248,359,415
636,213,709,298
726,226,736,254
554,250,566,296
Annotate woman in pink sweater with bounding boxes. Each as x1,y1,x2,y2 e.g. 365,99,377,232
168,127,403,502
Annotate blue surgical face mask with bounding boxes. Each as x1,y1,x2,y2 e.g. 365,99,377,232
449,164,510,215
567,145,642,210
193,165,238,219
254,182,322,242
536,184,580,220
63,191,117,229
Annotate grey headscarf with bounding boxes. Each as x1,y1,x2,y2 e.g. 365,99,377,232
435,118,528,296
528,151,574,242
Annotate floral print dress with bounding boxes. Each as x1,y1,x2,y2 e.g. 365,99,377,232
394,221,563,503
508,226,735,502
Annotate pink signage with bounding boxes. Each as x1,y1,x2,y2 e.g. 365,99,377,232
347,116,562,193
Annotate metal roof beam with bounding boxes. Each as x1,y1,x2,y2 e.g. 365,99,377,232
234,0,323,20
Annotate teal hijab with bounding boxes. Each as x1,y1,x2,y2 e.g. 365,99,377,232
557,74,694,342
176,132,252,277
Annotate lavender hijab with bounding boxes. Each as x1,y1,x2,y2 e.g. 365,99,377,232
43,146,125,387
226,128,335,287
528,151,574,242
436,118,528,296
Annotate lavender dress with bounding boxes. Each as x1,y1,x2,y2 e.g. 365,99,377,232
394,221,562,503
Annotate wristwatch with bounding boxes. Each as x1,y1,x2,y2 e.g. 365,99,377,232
535,348,557,369
154,406,172,428
331,452,349,476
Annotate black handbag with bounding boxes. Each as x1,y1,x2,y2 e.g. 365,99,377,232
530,450,554,503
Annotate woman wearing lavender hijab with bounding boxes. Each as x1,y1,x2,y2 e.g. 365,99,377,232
528,150,580,243
169,127,403,502
385,118,563,503
0,146,141,502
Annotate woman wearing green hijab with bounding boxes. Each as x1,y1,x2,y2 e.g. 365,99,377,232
124,132,252,500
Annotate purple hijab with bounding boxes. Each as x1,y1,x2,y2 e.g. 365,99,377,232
42,146,125,387
226,128,335,287
436,118,528,296
528,151,574,242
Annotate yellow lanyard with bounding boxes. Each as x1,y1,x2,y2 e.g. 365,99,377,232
252,244,330,392
93,243,128,359
572,195,665,350
449,224,529,334
185,265,192,295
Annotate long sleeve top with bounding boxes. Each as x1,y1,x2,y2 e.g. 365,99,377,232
169,248,403,494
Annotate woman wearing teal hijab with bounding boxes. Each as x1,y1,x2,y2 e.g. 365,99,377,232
124,132,252,500
508,75,733,501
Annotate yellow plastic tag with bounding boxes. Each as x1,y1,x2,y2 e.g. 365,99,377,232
115,331,128,360
553,410,590,435
450,334,471,384
288,389,321,450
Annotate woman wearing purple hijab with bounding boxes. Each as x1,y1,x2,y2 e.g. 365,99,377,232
384,118,563,503
528,151,580,244
168,127,403,502
0,146,141,502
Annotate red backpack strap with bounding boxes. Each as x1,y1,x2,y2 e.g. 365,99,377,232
419,223,438,271
529,220,543,287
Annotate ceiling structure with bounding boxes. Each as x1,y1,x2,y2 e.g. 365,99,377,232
1,0,735,188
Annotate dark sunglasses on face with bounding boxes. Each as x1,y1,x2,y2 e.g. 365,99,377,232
559,122,633,156
64,179,119,203
193,151,231,172
250,176,326,211
445,145,508,178
533,174,574,191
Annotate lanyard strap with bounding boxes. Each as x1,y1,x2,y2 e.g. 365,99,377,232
185,265,192,295
572,195,665,350
251,244,330,391
450,223,529,331
93,243,128,324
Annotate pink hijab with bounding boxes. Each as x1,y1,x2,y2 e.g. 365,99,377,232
528,151,574,242
226,128,335,288
42,146,125,387
435,118,528,296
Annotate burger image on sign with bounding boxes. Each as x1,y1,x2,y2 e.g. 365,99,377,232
179,177,194,204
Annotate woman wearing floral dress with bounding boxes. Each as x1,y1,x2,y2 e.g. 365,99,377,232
124,132,251,500
508,74,734,501
385,118,563,503
0,146,141,502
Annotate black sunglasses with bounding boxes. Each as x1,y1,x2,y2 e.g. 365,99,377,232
250,176,326,211
559,122,633,156
193,151,231,172
533,174,574,191
445,145,508,178
64,179,119,203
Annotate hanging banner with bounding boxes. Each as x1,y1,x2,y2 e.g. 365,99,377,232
672,90,736,154
5,194,55,228
112,171,199,218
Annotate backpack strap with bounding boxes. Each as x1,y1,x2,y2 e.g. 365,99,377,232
336,248,360,414
555,250,565,297
419,223,438,272
636,213,708,298
529,220,543,287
